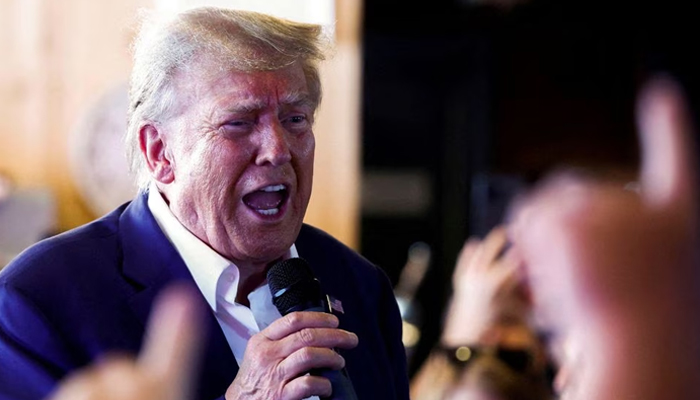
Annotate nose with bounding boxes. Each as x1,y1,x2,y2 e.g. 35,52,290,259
255,121,292,167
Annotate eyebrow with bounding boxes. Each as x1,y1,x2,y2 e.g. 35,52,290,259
223,92,315,115
223,100,266,115
281,92,315,109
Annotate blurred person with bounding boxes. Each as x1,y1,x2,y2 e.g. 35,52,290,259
411,228,552,400
508,77,700,399
0,8,408,400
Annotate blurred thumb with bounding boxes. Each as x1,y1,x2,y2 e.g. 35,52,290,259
138,284,205,400
638,76,698,210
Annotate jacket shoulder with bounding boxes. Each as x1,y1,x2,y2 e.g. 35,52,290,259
296,224,383,276
0,202,129,288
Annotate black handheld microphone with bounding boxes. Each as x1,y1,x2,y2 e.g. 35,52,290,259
267,258,359,400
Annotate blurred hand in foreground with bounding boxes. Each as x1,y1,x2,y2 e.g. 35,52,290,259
509,78,700,400
47,285,204,400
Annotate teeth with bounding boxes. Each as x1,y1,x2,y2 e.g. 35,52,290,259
257,208,279,215
261,184,285,192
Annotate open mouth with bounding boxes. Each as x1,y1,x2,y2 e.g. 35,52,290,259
242,184,289,216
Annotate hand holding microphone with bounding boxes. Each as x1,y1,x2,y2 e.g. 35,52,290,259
226,258,359,400
268,258,359,400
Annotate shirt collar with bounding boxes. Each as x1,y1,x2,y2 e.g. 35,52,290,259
146,183,298,310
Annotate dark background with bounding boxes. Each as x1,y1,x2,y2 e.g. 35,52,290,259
359,0,699,375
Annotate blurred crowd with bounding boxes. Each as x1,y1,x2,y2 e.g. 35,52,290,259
411,78,700,400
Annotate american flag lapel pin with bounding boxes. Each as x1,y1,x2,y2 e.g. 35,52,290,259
327,295,345,314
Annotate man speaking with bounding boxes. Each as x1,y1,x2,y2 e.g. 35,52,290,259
0,8,409,400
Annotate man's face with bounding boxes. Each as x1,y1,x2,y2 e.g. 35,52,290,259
156,62,315,267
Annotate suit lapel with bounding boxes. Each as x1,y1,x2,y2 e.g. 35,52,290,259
118,192,239,398
294,225,351,317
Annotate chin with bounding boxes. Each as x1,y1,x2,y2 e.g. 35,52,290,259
240,235,295,263
229,215,304,262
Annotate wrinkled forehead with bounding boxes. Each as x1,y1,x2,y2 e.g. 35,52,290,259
167,58,313,114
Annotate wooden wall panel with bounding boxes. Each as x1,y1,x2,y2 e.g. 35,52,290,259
1,0,151,231
304,0,363,249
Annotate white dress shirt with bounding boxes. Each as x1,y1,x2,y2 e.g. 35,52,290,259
147,186,318,399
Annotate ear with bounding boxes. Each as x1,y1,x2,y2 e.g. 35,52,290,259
139,124,175,184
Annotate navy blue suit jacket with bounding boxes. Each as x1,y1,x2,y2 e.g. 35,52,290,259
0,193,409,400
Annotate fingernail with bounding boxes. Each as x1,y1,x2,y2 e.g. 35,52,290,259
329,314,339,326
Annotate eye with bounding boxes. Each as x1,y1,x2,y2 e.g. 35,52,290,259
284,114,310,133
220,119,255,136
226,120,252,127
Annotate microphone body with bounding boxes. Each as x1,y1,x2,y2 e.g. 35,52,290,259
267,258,359,400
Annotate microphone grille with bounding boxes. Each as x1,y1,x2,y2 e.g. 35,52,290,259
267,258,314,293
267,258,323,315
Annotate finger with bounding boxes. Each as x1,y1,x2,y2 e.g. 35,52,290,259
507,194,577,311
453,238,481,281
490,264,529,316
474,226,509,270
47,368,101,400
500,245,523,267
263,311,339,341
91,358,148,400
499,248,532,302
49,357,142,400
280,327,359,357
138,284,204,396
282,375,332,400
500,247,529,283
493,260,521,293
637,76,698,209
279,347,346,378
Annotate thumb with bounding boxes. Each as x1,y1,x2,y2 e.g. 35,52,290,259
138,284,205,400
638,76,698,210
